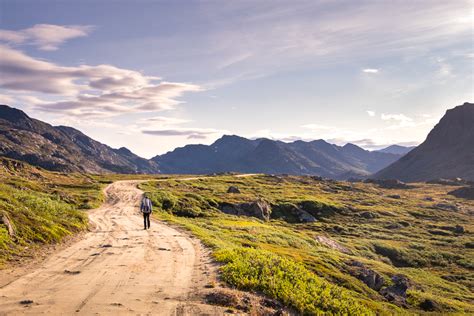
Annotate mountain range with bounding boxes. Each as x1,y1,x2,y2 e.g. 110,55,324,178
0,104,159,174
152,136,404,179
2,102,472,181
375,102,474,181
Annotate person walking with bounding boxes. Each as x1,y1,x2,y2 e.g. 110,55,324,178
140,194,152,230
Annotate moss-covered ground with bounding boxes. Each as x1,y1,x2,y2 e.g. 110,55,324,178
140,174,474,314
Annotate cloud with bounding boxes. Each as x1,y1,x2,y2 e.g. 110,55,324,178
381,113,413,122
142,116,191,125
301,123,334,130
367,110,376,117
0,45,202,117
0,24,93,50
142,128,223,139
363,68,379,74
0,94,14,104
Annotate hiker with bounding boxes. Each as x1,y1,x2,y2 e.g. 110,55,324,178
140,194,152,230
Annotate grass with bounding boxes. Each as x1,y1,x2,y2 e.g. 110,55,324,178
0,158,105,266
140,174,474,314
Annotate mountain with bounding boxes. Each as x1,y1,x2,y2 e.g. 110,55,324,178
376,145,415,155
153,135,403,179
374,102,474,182
0,104,159,174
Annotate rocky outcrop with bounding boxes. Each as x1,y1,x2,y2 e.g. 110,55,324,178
347,261,385,291
271,203,316,223
448,186,474,200
316,236,351,254
219,200,271,221
380,275,411,307
1,213,15,237
227,186,241,194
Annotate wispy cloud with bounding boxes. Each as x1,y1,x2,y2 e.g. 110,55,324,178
381,113,413,122
363,68,379,74
142,127,224,139
0,24,93,51
366,110,376,117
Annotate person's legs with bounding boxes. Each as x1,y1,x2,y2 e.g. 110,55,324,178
143,213,147,230
146,213,151,229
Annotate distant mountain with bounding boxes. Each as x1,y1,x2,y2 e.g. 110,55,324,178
0,104,159,173
376,145,415,155
153,135,403,179
374,102,474,182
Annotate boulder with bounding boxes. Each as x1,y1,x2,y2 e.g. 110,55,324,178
359,211,378,219
448,186,474,200
227,186,241,194
271,203,316,223
419,299,440,312
380,274,411,306
427,178,469,186
219,200,271,221
387,194,401,199
347,261,385,291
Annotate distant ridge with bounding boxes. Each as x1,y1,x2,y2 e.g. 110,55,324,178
153,135,404,179
0,104,159,174
374,102,474,181
376,145,415,155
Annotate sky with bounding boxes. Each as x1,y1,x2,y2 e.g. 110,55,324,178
0,0,472,158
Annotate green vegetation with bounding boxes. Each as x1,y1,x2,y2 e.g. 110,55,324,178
0,158,105,266
140,174,474,314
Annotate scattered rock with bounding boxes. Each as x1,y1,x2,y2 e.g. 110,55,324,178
359,211,378,219
364,179,412,189
448,186,474,200
387,194,401,199
110,302,123,307
380,275,411,306
347,261,385,291
315,236,351,254
227,186,241,194
454,225,465,234
64,270,81,275
424,197,434,201
419,299,440,311
0,213,15,237
398,221,410,227
158,247,171,251
19,300,34,305
434,203,459,211
100,244,113,248
219,200,271,221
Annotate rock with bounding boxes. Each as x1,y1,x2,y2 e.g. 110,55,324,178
271,203,316,223
434,203,459,211
385,223,402,229
219,200,271,221
227,186,241,194
448,186,474,200
364,179,412,189
419,299,440,311
380,275,411,306
347,261,385,291
424,197,434,201
359,211,378,219
387,194,401,199
0,213,15,237
454,225,465,234
316,236,351,254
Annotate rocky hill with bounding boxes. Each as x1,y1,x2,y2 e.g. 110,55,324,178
376,145,415,155
153,135,404,179
0,104,159,174
374,102,474,181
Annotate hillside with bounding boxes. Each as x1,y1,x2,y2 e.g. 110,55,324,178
0,105,160,174
375,102,474,181
153,135,404,179
376,145,415,155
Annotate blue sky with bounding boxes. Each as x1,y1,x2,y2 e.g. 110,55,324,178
0,0,472,157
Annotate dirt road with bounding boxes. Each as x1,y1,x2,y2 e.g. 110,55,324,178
0,181,226,315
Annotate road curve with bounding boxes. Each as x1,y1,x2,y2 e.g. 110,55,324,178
0,180,226,315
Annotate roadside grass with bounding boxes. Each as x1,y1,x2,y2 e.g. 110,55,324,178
0,158,105,266
140,174,474,314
